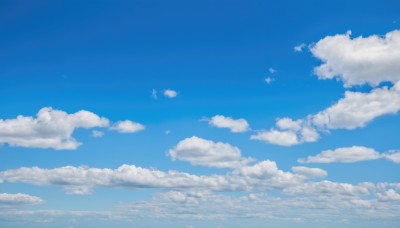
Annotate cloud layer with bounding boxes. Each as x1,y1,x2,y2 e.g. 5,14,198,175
0,160,325,195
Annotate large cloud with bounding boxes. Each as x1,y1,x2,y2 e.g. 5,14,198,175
311,30,400,87
0,161,321,194
252,81,400,146
0,107,109,150
208,115,250,133
0,107,145,150
168,136,254,168
312,82,400,129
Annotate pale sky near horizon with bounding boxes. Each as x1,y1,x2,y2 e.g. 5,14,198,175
1,1,400,227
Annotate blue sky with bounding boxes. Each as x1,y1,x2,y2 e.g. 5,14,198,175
1,0,400,227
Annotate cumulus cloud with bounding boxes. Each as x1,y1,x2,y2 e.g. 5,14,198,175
311,30,400,87
291,166,327,179
168,136,254,168
0,193,44,206
377,189,400,201
383,150,400,163
163,89,178,98
252,81,400,146
208,115,250,133
312,82,400,129
0,160,317,194
283,180,370,196
0,107,109,150
250,118,319,146
110,120,145,133
250,129,299,146
299,146,382,163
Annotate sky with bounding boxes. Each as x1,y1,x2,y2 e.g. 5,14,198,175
1,0,400,227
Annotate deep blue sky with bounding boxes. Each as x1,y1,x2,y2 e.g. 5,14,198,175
1,1,400,227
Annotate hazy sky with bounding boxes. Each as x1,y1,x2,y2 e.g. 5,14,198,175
1,0,400,227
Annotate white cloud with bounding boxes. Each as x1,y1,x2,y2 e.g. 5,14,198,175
91,130,104,138
208,115,250,133
0,160,316,194
110,120,145,133
0,107,109,150
252,81,400,146
299,146,382,163
283,180,370,196
163,89,178,98
311,30,400,87
291,166,327,179
0,193,44,205
312,82,400,129
168,136,254,168
294,43,306,52
250,129,299,146
377,189,400,201
383,150,400,163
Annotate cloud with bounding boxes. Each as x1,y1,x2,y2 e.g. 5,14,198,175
294,43,306,52
312,82,400,129
283,180,370,196
91,130,104,138
0,107,109,150
168,136,254,168
251,118,319,146
299,146,382,163
0,160,315,194
250,129,299,146
0,193,44,206
377,189,400,201
383,150,400,163
311,30,400,87
110,120,145,133
252,81,400,146
208,115,250,133
291,166,328,179
163,89,178,98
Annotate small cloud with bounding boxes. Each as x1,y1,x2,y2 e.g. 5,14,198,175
165,130,171,135
265,77,274,84
294,43,306,52
168,136,254,168
91,130,104,138
208,115,250,133
151,89,158,99
164,89,178,98
268,67,277,74
110,120,145,133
